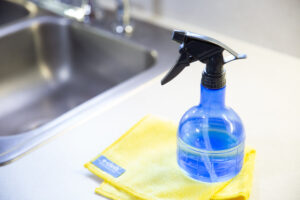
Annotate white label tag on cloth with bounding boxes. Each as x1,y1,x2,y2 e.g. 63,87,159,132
92,155,125,178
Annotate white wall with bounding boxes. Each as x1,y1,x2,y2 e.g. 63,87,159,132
101,0,300,58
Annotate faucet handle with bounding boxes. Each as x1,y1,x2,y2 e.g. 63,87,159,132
115,0,133,35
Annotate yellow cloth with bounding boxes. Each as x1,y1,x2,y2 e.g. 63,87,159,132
85,115,256,200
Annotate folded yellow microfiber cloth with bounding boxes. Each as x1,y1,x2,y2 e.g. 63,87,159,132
85,115,256,200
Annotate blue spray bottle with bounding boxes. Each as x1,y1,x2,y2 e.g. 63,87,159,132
161,31,247,182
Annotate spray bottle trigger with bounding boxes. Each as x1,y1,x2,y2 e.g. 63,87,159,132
161,52,191,85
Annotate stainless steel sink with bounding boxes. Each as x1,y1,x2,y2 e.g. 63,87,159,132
0,16,155,136
0,1,177,165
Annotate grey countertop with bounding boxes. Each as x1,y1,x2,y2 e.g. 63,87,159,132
1,17,300,200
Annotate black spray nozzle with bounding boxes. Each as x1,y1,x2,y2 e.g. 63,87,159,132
161,30,246,89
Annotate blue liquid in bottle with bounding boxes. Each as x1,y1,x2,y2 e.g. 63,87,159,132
177,86,245,182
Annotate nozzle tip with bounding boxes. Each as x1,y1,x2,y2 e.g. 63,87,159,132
172,30,185,43
237,54,247,59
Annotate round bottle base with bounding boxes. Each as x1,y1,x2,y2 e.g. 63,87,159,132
178,165,242,183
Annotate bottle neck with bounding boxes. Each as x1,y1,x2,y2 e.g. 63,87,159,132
200,84,226,108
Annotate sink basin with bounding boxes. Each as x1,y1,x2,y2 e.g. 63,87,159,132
0,1,29,26
0,16,155,137
0,1,176,165
0,15,161,164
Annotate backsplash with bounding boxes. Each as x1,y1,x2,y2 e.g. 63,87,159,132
100,0,300,58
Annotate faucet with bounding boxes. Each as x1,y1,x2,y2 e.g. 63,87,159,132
87,0,133,35
31,0,133,34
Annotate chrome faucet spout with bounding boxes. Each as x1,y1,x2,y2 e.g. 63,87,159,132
86,0,133,34
32,0,133,34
